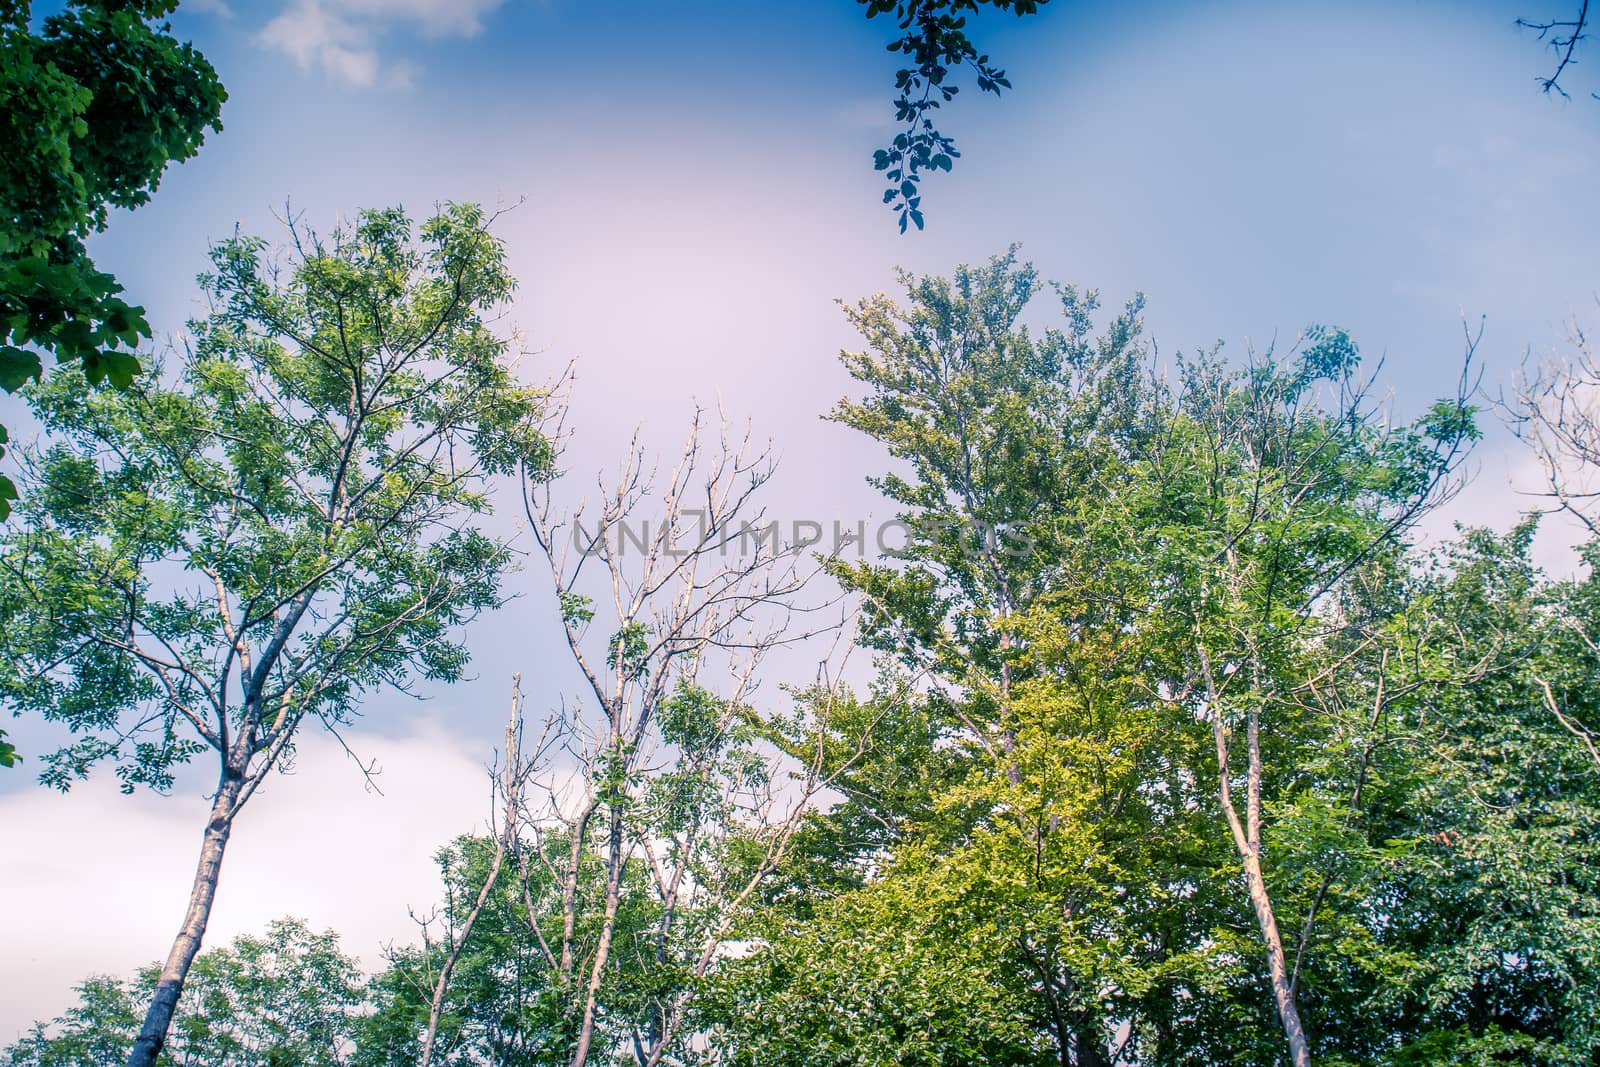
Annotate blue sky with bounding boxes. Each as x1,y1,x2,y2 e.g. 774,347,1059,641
4,0,1600,1037
73,0,1600,734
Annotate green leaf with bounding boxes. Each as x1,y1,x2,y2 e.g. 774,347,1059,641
102,350,142,390
0,346,43,392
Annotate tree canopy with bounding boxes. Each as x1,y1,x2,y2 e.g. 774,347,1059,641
0,202,549,1065
1,0,226,517
8,252,1600,1067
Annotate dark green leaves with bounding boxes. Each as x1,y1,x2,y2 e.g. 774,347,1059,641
0,345,43,391
862,0,1047,231
0,0,224,516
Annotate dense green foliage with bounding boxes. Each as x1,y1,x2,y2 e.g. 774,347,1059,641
6,919,365,1067
699,256,1599,1066
1,0,226,516
7,253,1600,1066
2,1,1595,1062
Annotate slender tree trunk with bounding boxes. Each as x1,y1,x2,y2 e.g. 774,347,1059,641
1205,651,1311,1067
126,770,244,1067
1240,846,1310,1066
571,804,625,1067
1074,1028,1110,1067
420,682,522,1067
1216,712,1310,1067
419,843,505,1067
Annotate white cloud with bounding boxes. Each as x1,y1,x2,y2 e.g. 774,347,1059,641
0,722,497,1043
258,0,507,88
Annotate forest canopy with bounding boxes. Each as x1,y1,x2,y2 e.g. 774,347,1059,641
7,243,1600,1066
3,3,1600,1066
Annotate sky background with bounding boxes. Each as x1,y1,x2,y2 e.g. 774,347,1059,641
4,0,1600,1038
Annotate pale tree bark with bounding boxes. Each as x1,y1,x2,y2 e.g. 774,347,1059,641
1199,646,1311,1067
126,768,244,1067
635,631,873,1067
519,401,852,1067
126,673,310,1067
1510,309,1600,543
1512,318,1600,767
418,677,537,1067
1167,331,1477,1067
570,805,625,1067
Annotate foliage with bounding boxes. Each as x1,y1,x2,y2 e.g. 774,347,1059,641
861,1,1047,231
0,202,548,793
0,0,226,517
0,202,548,1064
5,919,366,1067
701,253,1598,1067
10,253,1600,1066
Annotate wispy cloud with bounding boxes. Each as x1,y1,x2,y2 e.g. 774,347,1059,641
258,0,508,88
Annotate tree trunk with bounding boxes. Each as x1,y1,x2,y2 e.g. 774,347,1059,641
571,804,625,1067
1241,848,1312,1067
1206,656,1311,1067
126,770,244,1067
421,683,521,1067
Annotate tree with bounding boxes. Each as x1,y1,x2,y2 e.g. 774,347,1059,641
1510,309,1600,770
710,252,1190,1067
404,677,549,1067
1,0,226,517
1138,334,1476,1066
358,828,623,1067
6,918,367,1067
7,976,143,1067
514,405,859,1067
705,254,1495,1067
358,824,660,1067
0,203,549,1067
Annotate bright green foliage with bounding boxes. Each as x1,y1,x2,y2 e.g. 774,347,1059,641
705,858,1059,1067
1,0,226,517
0,203,549,793
715,253,1193,1064
701,253,1592,1067
5,918,366,1067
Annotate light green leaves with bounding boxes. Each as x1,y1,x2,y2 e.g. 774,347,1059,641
0,204,548,792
